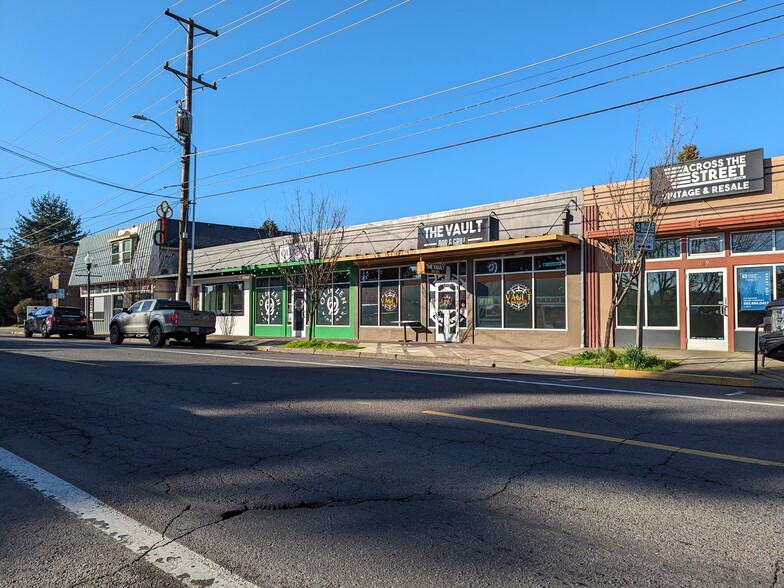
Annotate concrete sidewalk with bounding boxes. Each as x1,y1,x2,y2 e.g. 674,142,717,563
6,326,782,391
206,336,784,392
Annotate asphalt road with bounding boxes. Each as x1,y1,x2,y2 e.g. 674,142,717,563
1,330,783,587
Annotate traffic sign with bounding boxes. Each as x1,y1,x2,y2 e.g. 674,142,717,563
633,222,655,253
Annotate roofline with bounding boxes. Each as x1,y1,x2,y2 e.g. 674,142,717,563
189,234,580,276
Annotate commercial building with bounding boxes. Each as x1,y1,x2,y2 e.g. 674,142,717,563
69,219,264,334
189,190,584,348
584,148,783,352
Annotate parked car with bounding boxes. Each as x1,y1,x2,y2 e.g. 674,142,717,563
24,306,89,338
108,299,216,348
759,298,784,361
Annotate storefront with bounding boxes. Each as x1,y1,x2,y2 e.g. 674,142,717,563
584,148,783,352
189,190,585,348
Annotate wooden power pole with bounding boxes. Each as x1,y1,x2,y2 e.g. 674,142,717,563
164,9,218,301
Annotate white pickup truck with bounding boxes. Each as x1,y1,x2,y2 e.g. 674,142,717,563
108,299,216,348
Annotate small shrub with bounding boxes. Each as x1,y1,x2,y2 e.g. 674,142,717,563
557,347,677,372
619,345,651,370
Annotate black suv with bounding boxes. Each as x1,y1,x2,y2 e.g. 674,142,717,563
24,306,89,338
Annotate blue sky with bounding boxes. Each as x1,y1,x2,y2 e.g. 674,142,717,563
1,0,783,244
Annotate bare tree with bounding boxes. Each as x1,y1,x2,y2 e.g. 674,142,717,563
593,108,692,348
270,189,349,340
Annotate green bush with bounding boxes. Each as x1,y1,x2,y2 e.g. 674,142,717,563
282,339,360,351
557,347,677,372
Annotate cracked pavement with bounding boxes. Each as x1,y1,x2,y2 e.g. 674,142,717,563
1,332,783,587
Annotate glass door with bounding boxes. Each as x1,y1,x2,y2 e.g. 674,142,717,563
686,269,728,351
289,288,307,337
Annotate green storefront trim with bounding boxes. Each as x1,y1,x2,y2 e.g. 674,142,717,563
248,261,356,339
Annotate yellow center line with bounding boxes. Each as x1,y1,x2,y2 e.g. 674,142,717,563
422,410,784,468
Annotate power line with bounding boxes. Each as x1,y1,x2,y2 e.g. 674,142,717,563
195,65,784,202
195,1,744,158
0,75,171,139
202,0,372,75
216,0,414,81
0,144,164,197
0,145,172,180
192,27,784,190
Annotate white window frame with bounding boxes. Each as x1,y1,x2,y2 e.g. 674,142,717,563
474,251,568,332
359,265,422,328
643,268,680,330
734,262,779,330
110,238,133,265
729,228,784,256
686,234,725,258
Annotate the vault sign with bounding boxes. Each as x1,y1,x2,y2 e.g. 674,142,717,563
418,216,496,249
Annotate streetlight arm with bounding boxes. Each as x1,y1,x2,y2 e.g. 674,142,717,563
133,114,184,147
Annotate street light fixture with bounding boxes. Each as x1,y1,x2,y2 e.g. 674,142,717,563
133,113,197,304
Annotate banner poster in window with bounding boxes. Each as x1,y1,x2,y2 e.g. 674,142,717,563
505,283,531,311
257,290,281,323
739,268,771,311
380,289,398,312
319,287,347,324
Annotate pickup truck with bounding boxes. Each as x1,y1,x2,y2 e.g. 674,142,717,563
108,299,216,348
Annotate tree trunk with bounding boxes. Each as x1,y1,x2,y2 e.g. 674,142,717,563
602,300,618,349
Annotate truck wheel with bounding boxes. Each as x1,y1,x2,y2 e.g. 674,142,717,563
191,334,207,348
149,324,165,348
41,324,51,338
109,324,124,345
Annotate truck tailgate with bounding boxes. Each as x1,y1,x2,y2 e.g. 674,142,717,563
177,310,215,328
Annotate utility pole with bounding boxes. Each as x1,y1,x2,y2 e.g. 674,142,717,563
164,9,217,301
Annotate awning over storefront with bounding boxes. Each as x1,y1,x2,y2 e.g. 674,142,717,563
340,234,581,266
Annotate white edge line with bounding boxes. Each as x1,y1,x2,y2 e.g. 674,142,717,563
131,347,784,409
0,448,259,588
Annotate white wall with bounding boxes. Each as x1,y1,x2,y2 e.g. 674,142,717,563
195,276,251,336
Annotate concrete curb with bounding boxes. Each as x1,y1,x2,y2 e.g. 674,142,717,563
246,344,768,388
614,369,754,388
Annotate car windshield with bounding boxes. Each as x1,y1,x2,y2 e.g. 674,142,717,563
55,308,82,317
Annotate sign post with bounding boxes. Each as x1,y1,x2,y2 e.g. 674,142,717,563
633,222,656,350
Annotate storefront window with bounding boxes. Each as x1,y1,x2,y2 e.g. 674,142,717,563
360,266,421,326
204,282,243,316
475,253,566,330
736,266,773,328
534,274,565,329
255,277,283,325
616,273,638,327
731,230,774,254
687,235,724,256
729,229,784,255
649,238,681,259
317,272,350,326
476,275,501,327
646,271,678,326
503,277,532,328
617,271,678,328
